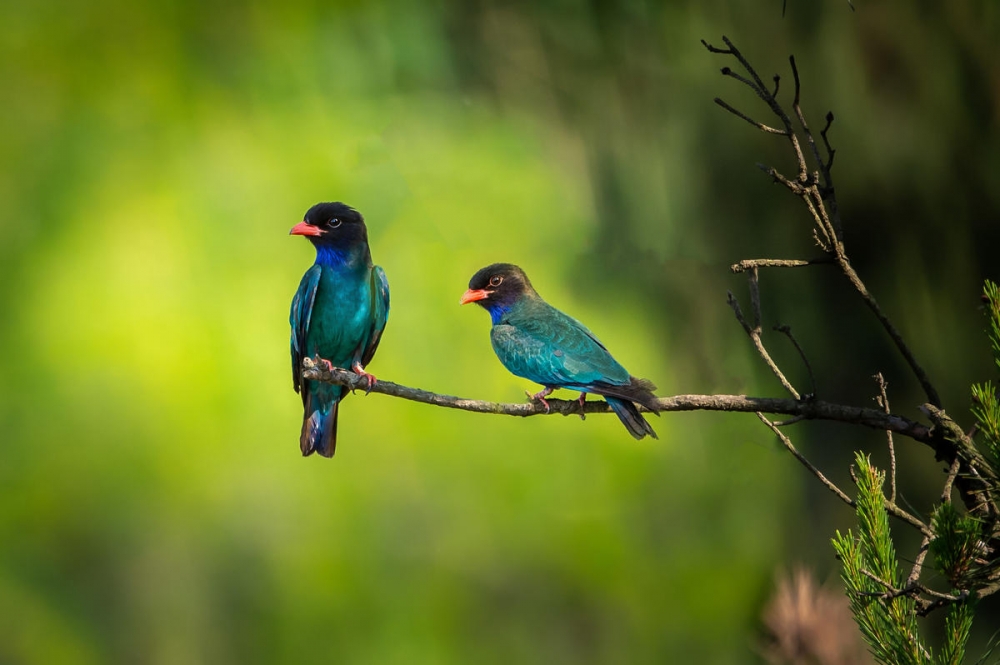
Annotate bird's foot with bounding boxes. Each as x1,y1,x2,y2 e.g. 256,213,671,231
576,393,587,420
352,362,377,394
525,387,554,414
315,356,336,373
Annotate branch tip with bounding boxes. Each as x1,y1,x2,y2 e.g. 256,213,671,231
789,54,801,106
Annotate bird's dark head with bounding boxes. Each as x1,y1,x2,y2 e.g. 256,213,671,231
461,263,534,322
290,202,369,251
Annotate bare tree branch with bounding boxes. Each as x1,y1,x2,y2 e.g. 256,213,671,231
702,34,1000,628
704,35,943,409
301,357,933,444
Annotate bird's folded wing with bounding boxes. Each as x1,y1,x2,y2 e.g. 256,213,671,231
491,312,630,387
360,265,390,368
290,265,323,394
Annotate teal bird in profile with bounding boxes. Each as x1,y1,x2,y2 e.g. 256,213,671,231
461,263,660,439
289,202,389,457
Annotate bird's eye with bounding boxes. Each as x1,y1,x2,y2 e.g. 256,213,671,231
329,218,342,228
488,275,503,287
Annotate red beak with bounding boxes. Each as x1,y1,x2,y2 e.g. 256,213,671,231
289,221,324,237
460,288,492,305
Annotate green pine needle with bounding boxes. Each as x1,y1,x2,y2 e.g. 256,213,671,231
833,454,930,665
983,280,1000,373
972,280,1000,466
930,502,983,588
939,598,977,665
971,382,1000,463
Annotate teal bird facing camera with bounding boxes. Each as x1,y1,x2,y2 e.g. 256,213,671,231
289,202,389,457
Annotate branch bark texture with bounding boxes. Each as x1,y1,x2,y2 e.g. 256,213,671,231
302,358,932,444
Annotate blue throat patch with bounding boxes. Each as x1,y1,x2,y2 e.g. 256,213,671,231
485,302,511,325
314,244,356,269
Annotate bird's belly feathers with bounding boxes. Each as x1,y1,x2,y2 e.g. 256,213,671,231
305,268,373,366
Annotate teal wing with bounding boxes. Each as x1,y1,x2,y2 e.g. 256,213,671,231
360,265,390,367
491,306,631,388
290,264,323,397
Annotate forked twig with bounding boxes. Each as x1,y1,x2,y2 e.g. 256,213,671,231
728,292,800,399
704,35,943,409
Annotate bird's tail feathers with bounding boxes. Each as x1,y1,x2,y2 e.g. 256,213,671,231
605,397,658,440
593,376,661,414
301,397,339,457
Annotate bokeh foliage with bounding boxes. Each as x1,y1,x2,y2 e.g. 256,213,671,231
1,0,998,663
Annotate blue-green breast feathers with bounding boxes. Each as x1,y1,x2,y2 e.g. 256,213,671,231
290,261,389,457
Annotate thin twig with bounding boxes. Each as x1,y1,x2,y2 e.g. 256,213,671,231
748,267,762,332
820,111,836,172
885,503,933,537
771,415,807,427
700,39,733,55
905,539,931,590
844,460,931,536
860,569,899,595
730,257,833,273
720,68,768,98
713,99,788,134
874,373,897,504
841,264,942,408
916,592,970,617
728,292,800,399
789,56,830,195
774,324,816,397
860,569,968,624
901,458,960,591
719,36,772,100
758,412,854,507
756,163,803,193
918,584,968,603
941,456,962,504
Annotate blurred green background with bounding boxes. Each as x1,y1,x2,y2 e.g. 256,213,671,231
2,1,998,663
